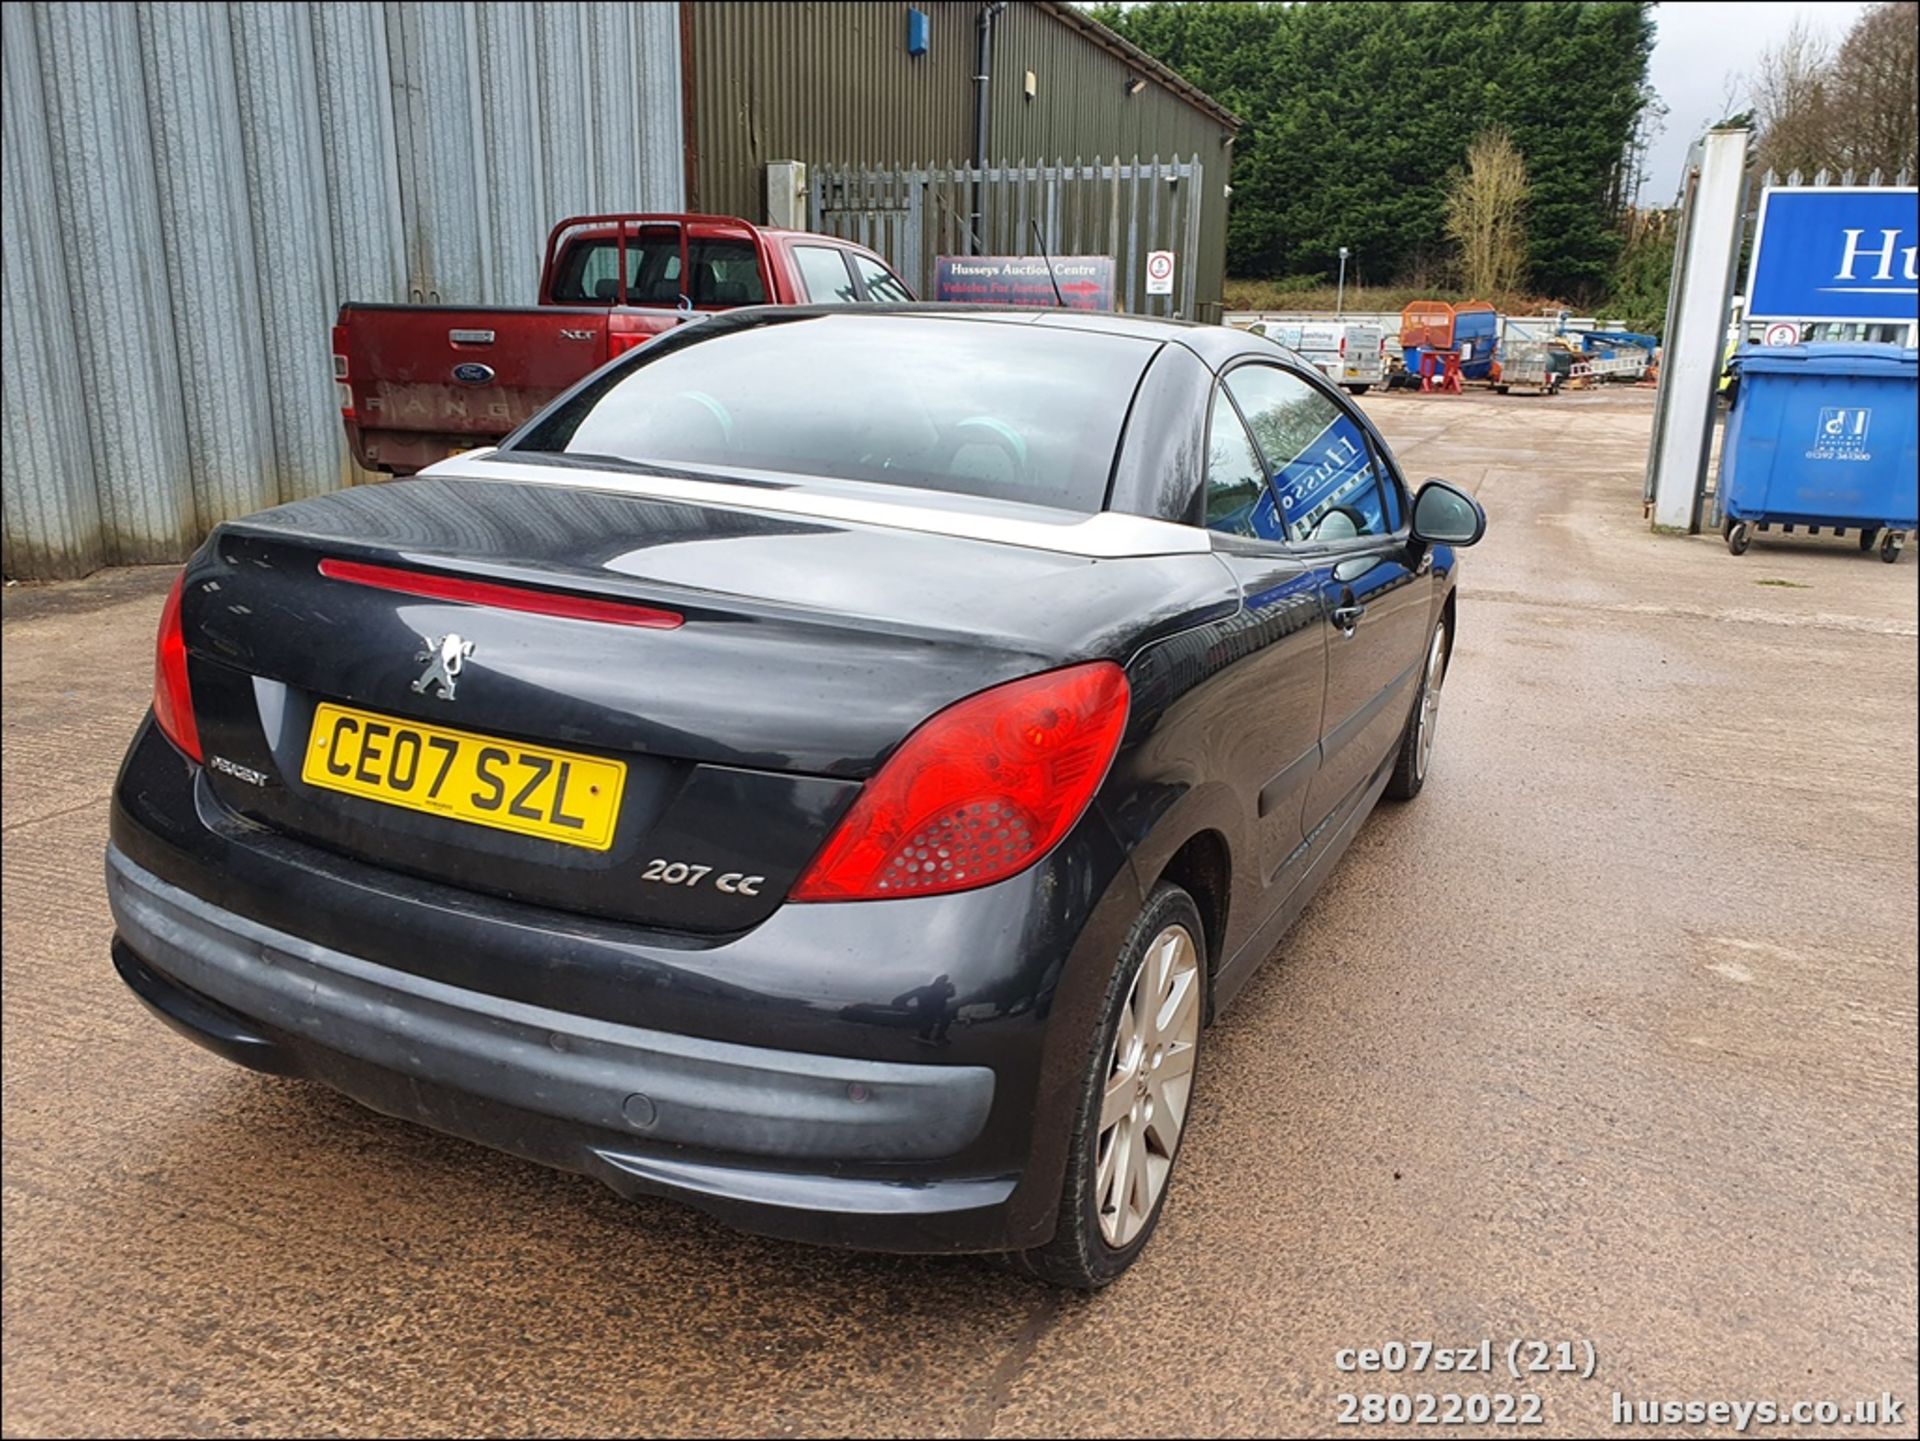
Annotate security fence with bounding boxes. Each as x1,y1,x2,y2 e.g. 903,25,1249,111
810,156,1206,319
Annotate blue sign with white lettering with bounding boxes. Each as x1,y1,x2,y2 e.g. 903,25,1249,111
1746,187,1919,322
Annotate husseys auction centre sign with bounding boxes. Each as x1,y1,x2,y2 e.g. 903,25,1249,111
933,256,1115,310
1746,186,1919,323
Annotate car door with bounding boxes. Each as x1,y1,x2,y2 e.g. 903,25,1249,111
1221,361,1433,841
1198,381,1329,899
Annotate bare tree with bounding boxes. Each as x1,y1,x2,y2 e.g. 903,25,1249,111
1752,18,1836,176
1616,85,1669,212
1831,1,1918,176
1444,129,1530,299
1752,3,1917,179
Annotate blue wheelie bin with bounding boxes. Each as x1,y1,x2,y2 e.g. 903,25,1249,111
1718,343,1918,563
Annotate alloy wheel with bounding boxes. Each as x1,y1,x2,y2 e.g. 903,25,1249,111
1415,626,1447,781
1095,923,1201,1248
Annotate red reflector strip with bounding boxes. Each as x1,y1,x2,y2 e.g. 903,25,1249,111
317,558,683,629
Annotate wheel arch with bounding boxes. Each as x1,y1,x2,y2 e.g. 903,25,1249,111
1152,829,1232,991
1102,770,1245,973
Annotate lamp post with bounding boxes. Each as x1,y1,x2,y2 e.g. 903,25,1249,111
1336,246,1349,318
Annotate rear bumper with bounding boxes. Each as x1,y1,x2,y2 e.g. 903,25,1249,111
107,717,1147,1253
110,845,995,1162
109,846,1019,1249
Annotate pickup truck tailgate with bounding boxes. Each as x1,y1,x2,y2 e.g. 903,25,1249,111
336,304,678,475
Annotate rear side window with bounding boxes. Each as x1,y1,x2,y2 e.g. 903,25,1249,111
688,238,766,306
794,246,858,304
514,314,1154,512
853,254,913,302
1204,392,1281,540
1223,364,1390,543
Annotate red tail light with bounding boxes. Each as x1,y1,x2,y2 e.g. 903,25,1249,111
331,324,355,420
792,662,1129,902
608,329,654,356
153,571,202,762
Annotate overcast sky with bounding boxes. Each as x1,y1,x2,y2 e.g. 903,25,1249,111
1643,0,1870,199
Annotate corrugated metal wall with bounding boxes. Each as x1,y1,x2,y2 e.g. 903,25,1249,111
2,0,684,581
687,1,1234,319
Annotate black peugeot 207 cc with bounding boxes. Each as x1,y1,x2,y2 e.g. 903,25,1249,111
108,306,1484,1288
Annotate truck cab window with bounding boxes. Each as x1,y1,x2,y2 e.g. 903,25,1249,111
853,255,913,303
551,230,679,304
794,247,859,304
688,239,767,305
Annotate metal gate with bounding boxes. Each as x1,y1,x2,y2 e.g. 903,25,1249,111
810,156,1204,319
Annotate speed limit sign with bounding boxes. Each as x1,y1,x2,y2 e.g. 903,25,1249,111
1146,250,1175,296
1762,321,1800,346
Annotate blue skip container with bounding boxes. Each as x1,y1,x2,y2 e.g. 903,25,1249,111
1718,343,1918,563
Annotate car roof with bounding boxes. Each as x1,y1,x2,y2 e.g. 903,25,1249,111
690,303,1268,368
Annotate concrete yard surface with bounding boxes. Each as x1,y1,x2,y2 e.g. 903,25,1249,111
3,389,1915,1437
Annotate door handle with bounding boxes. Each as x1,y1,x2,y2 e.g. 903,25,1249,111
1331,602,1366,634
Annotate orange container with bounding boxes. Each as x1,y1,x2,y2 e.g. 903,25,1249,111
1398,299,1496,350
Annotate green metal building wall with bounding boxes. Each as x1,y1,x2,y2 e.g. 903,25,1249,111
684,0,1237,318
987,2,1234,319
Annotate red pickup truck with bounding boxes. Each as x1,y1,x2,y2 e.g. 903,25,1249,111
333,214,914,475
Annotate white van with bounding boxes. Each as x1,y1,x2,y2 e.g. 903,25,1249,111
1336,323,1384,394
1247,320,1381,394
1289,321,1346,383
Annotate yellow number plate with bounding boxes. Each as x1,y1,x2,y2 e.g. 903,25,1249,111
302,703,626,851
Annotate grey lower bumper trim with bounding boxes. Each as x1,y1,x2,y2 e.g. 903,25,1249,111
106,846,994,1162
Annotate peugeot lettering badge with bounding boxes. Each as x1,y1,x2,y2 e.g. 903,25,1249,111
413,633,474,701
451,362,495,386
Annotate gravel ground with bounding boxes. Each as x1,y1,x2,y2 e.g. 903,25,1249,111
4,387,1914,1437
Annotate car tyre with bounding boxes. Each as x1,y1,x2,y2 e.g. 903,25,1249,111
1011,882,1205,1290
1385,616,1449,801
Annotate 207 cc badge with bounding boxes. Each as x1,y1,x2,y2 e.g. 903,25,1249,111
413,633,474,701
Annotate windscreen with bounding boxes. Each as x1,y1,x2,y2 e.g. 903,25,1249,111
511,314,1155,512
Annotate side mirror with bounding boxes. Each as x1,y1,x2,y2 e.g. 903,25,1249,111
1411,479,1486,546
